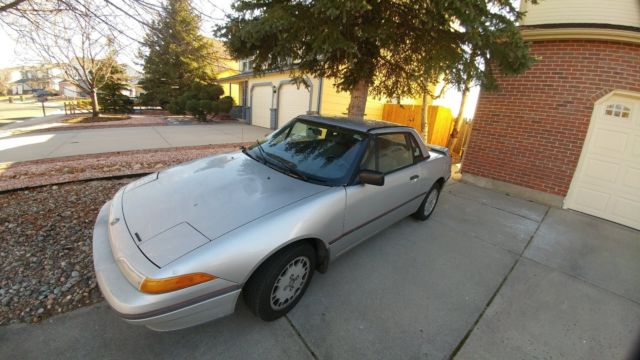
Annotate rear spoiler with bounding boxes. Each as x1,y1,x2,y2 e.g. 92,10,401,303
427,144,450,157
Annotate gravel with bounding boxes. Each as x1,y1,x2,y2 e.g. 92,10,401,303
0,143,249,325
0,178,135,325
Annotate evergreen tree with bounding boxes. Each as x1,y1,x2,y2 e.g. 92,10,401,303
140,0,217,107
97,61,133,114
219,0,535,119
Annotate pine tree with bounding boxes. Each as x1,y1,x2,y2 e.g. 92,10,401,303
140,0,217,107
219,0,535,119
97,61,133,114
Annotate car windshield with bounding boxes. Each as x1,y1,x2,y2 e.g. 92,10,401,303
246,119,368,185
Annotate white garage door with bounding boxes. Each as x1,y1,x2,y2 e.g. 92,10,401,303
251,85,272,128
277,84,311,128
565,92,640,229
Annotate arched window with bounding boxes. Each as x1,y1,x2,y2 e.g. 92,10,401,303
605,104,631,118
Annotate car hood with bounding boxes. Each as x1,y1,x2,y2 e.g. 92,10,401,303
120,152,327,267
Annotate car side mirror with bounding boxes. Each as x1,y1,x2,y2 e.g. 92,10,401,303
359,170,385,186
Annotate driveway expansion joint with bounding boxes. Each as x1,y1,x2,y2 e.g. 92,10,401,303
151,126,172,146
285,315,319,360
523,256,640,307
448,206,550,359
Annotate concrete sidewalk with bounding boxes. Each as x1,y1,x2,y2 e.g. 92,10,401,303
1,182,638,359
0,113,67,132
0,123,271,163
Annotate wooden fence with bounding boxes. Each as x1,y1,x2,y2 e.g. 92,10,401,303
381,103,423,131
64,100,93,115
381,103,472,162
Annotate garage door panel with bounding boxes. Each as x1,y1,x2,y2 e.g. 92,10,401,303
592,128,627,154
251,86,272,128
632,135,640,156
566,93,640,230
277,84,310,128
572,186,610,213
621,166,640,191
612,197,640,224
583,158,619,183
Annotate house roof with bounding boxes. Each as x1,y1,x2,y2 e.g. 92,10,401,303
296,115,408,132
218,70,280,82
218,66,298,82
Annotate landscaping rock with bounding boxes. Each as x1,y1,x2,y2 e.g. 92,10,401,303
0,179,131,325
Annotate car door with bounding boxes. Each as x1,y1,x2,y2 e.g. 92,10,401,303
331,131,427,257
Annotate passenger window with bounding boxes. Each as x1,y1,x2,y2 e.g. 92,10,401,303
408,134,424,162
361,133,413,174
360,139,376,171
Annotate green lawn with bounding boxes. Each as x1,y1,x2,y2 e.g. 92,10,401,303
0,100,66,125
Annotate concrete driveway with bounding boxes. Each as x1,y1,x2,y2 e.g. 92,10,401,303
1,182,639,359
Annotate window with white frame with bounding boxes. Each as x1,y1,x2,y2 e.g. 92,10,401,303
605,103,631,118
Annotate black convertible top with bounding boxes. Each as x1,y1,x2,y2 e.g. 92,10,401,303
296,115,409,133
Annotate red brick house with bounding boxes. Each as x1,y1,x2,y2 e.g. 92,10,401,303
461,0,640,229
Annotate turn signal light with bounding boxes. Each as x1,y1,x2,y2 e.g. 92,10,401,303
139,273,217,294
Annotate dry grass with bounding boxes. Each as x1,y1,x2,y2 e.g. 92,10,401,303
64,115,131,124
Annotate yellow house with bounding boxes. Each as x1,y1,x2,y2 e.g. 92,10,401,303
218,63,426,130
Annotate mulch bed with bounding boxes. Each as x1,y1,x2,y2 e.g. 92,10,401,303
64,115,131,124
0,143,251,325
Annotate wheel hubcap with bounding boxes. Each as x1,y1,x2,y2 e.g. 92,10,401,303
424,189,439,216
270,256,310,311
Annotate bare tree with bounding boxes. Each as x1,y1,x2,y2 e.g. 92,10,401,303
8,1,122,116
1,0,230,115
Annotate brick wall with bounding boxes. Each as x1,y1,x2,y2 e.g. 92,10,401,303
462,39,640,196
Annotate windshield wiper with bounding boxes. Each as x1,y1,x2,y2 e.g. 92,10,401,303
240,145,261,163
267,152,309,181
252,140,268,164
258,149,309,181
252,140,317,183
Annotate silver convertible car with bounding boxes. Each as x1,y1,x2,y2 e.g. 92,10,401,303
93,115,451,331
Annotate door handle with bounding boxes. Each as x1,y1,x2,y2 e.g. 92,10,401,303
410,175,419,182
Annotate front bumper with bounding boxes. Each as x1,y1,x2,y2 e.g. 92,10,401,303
92,201,241,331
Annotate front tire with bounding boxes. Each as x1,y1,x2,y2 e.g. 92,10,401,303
243,243,316,321
412,183,441,221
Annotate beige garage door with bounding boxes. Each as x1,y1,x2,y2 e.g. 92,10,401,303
565,91,640,229
277,84,311,128
251,85,272,128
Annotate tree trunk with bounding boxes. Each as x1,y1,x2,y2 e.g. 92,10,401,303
91,88,99,118
420,92,430,143
447,84,471,150
347,80,369,119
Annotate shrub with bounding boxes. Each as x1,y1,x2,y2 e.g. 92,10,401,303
168,83,227,121
218,96,234,114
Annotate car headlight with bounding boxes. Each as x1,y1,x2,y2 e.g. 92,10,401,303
117,257,216,294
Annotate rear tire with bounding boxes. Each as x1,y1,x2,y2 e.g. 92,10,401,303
243,243,316,321
412,183,441,221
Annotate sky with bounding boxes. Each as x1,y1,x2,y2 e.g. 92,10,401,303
0,0,234,69
0,0,479,118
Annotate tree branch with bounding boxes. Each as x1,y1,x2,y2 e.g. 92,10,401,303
0,0,28,13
